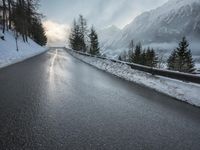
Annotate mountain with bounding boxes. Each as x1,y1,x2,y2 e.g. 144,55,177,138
102,0,200,53
98,25,120,48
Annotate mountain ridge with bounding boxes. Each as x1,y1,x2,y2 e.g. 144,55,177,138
101,0,200,52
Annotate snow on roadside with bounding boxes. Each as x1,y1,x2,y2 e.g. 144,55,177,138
68,50,200,107
0,31,48,69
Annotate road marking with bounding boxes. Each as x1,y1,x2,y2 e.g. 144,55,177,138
50,49,58,73
48,51,68,60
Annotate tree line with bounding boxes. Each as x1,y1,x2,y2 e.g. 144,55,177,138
68,15,195,74
118,37,196,73
69,15,100,55
118,41,158,68
0,0,47,46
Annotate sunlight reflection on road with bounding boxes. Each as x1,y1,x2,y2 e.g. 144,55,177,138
47,49,73,104
49,49,58,91
49,49,58,74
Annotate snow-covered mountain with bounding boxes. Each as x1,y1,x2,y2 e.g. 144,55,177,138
102,0,200,51
98,25,120,48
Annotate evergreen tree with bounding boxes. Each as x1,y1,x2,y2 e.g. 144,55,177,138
131,43,142,64
167,37,195,73
0,0,46,46
167,49,177,70
69,15,89,52
149,48,158,67
78,15,87,52
185,50,196,73
129,45,158,67
69,20,81,51
1,0,6,33
31,19,47,46
140,50,146,65
69,20,76,50
7,0,12,29
145,47,151,66
118,55,122,61
89,26,99,55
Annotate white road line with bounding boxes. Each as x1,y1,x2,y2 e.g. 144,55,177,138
50,49,58,72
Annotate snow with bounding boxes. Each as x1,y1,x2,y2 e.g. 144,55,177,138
98,25,121,48
196,63,200,75
68,50,200,107
0,31,48,69
100,0,200,56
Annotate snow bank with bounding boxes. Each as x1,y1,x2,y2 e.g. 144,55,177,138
0,31,48,69
68,50,200,107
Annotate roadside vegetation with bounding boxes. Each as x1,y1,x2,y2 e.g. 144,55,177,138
118,37,196,73
69,15,100,56
118,41,158,68
68,16,195,74
167,37,195,73
0,0,47,47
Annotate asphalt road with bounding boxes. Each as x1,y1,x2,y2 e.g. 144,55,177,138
0,48,200,150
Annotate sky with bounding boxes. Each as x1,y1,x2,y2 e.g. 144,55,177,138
40,0,168,46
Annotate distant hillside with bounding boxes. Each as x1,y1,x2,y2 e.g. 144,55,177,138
98,25,120,48
100,0,200,56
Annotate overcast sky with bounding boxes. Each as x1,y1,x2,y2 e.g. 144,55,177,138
40,0,168,46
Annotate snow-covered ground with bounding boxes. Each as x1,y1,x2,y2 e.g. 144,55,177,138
68,50,200,107
0,31,48,69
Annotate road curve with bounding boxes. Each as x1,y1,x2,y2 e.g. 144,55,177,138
0,48,200,150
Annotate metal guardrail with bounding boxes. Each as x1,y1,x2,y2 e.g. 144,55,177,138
65,48,200,84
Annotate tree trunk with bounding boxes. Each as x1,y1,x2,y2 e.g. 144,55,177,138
15,32,19,51
8,0,12,29
2,0,6,33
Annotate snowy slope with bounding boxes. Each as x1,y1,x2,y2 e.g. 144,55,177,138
98,25,120,48
68,50,200,107
0,31,47,69
101,0,200,56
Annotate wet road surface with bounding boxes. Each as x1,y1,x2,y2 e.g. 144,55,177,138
0,48,200,150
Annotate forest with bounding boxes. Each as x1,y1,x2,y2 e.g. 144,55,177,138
0,0,47,46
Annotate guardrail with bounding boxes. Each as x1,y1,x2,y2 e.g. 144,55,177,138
65,48,200,84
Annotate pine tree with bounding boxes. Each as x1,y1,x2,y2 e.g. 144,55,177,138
167,37,196,73
7,0,12,29
140,50,146,65
69,20,79,50
185,50,196,73
2,0,6,33
145,47,151,66
89,26,100,55
149,48,158,67
118,55,122,61
167,49,177,70
69,15,89,52
131,43,142,64
78,15,87,52
0,0,46,46
31,19,47,46
69,20,78,50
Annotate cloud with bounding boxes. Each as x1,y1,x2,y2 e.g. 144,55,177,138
40,0,168,29
40,0,169,45
43,20,70,46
